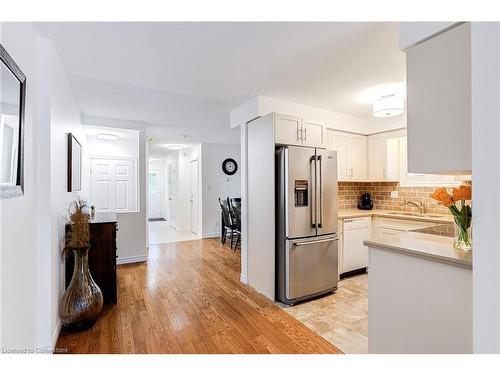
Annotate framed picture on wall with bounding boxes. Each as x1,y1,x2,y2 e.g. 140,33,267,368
67,133,82,192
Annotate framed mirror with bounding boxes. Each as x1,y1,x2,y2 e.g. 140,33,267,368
67,133,82,192
0,43,26,199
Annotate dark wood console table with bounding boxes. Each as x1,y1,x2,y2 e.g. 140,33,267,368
65,212,118,304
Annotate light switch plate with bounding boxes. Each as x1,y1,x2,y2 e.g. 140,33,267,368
390,191,399,199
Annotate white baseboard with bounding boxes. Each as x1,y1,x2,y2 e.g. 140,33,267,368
240,274,248,284
202,232,220,239
52,319,62,351
117,255,147,265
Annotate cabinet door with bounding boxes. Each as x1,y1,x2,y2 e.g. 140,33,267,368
406,23,471,174
274,113,302,146
347,136,368,180
399,136,459,187
368,135,387,180
302,119,325,148
385,137,400,181
327,130,348,181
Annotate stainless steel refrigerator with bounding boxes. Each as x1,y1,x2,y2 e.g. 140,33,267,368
276,146,339,305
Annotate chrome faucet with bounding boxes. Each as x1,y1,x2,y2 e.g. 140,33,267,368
404,199,426,214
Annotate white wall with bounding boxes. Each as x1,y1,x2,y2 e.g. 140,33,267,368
1,22,48,351
83,127,147,264
48,38,88,349
116,132,147,263
86,133,139,160
471,22,500,353
0,22,86,351
201,143,241,238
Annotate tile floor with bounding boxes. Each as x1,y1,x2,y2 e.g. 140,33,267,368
277,273,368,354
148,220,201,245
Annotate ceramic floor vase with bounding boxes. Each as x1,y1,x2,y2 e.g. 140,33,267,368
60,246,103,331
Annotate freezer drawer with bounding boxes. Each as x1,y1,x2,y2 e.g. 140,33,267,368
286,235,339,301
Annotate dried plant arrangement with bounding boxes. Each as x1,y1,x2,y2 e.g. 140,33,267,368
65,198,90,253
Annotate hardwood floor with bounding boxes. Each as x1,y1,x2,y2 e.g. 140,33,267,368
56,238,341,354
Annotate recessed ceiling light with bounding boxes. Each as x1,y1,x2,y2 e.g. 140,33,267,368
97,133,119,141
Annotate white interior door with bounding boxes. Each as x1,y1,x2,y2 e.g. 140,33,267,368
190,159,199,234
91,158,136,213
168,163,177,229
148,168,162,219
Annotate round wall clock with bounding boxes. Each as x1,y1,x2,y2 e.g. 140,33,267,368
222,158,238,175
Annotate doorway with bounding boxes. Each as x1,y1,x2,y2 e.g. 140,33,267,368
148,168,162,219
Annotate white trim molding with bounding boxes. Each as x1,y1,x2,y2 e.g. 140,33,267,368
240,274,248,284
202,233,219,239
51,319,62,351
116,255,147,265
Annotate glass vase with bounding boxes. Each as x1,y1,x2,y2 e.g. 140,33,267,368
454,220,472,251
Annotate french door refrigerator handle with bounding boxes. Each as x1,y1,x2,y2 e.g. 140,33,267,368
309,154,317,229
294,237,339,246
318,154,323,228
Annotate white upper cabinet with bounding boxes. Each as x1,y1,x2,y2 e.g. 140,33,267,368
274,113,325,148
274,113,302,146
347,135,368,181
405,22,472,175
327,129,367,181
368,133,401,181
328,130,348,181
399,136,460,187
302,118,325,148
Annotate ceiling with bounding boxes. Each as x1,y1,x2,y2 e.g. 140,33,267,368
34,22,405,154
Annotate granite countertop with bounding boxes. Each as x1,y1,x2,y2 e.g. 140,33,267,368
339,208,453,224
364,231,472,270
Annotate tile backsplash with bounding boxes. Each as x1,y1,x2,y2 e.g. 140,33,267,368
338,181,471,216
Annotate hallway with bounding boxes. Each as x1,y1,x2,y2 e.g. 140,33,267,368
56,238,341,354
148,220,200,245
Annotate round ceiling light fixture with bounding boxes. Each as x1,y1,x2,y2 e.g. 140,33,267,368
372,94,405,118
96,133,119,141
163,144,184,150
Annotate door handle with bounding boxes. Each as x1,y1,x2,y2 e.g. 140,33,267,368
294,237,339,246
297,127,302,141
303,127,307,141
310,155,317,229
318,154,323,228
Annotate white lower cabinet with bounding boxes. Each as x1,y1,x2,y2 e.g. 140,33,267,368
342,217,371,274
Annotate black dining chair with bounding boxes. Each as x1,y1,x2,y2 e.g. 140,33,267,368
231,204,242,251
219,198,237,247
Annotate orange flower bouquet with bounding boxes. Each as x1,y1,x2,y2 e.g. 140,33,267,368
430,185,472,250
